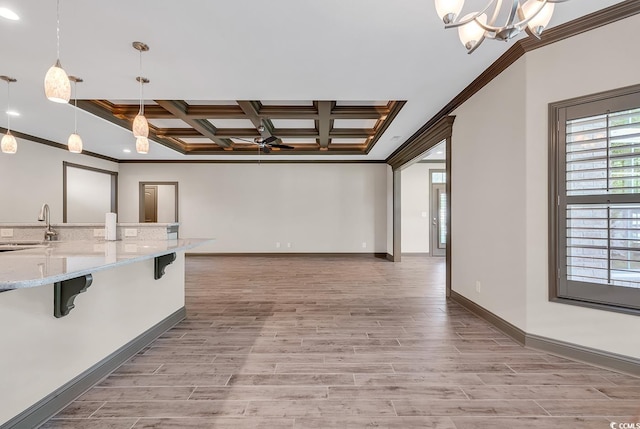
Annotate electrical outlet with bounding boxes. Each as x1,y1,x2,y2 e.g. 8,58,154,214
0,228,13,238
475,281,481,293
276,242,281,248
287,242,291,248
362,242,367,248
421,211,428,218
93,229,105,237
125,228,138,237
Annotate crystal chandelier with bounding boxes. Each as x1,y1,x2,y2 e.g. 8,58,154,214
434,0,568,53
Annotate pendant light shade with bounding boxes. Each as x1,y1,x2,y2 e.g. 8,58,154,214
1,75,17,154
44,60,71,103
522,0,555,36
45,0,70,103
435,0,568,53
1,132,17,154
68,76,83,153
133,113,149,138
67,133,82,153
132,42,150,151
435,0,465,24
136,136,149,154
457,12,487,51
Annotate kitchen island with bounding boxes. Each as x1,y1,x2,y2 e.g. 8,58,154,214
0,238,209,428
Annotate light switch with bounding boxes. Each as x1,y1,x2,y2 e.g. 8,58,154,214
1,228,13,237
421,211,428,218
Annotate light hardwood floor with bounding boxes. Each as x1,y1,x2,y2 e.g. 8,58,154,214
43,256,640,428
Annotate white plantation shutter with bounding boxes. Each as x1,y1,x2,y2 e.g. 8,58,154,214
554,88,640,311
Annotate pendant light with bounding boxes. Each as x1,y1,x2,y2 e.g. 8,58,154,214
132,41,149,140
44,0,71,103
67,76,83,153
1,76,18,154
135,137,149,154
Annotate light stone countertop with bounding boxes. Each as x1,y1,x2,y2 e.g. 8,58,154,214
0,238,210,290
0,223,179,227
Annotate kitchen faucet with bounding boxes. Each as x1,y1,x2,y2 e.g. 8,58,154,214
38,203,58,241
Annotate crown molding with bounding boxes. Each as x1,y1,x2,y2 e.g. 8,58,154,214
386,0,640,167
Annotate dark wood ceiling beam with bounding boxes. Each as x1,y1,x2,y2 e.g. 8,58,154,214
259,106,319,119
237,101,270,130
155,100,231,148
259,105,389,120
186,105,246,119
365,100,406,154
112,105,175,119
317,101,333,149
330,106,390,119
210,128,262,138
272,129,320,138
155,128,202,138
77,100,186,154
330,129,375,138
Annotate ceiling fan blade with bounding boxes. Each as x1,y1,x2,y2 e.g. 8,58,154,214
270,143,294,149
262,136,278,144
262,146,272,154
231,137,258,145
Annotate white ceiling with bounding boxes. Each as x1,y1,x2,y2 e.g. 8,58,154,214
0,0,626,161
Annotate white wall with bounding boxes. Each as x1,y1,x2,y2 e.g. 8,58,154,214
118,163,388,253
523,16,640,357
452,56,528,329
66,166,113,223
401,162,445,253
156,184,177,223
451,15,640,358
0,138,118,224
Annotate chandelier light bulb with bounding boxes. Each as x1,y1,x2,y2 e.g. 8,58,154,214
435,0,465,24
133,113,149,138
436,0,566,53
458,13,487,51
68,133,82,153
522,0,555,36
1,132,17,154
136,136,149,154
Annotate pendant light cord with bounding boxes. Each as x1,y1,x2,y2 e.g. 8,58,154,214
6,81,11,132
73,80,78,133
139,49,144,116
56,0,61,60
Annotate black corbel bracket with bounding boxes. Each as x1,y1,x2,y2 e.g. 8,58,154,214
154,252,176,280
54,274,93,318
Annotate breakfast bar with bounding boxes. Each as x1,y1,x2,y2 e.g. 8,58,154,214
0,238,209,427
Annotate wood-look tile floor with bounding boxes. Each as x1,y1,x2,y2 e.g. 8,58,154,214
43,256,640,428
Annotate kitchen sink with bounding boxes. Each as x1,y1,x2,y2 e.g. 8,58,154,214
0,241,49,252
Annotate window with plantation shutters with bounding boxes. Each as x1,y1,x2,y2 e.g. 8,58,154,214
551,86,640,313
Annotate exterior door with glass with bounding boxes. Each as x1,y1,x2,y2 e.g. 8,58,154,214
430,182,447,257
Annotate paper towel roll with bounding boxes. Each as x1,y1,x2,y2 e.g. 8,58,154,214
105,212,117,241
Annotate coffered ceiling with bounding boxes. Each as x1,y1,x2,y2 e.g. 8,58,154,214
0,0,628,161
79,99,405,155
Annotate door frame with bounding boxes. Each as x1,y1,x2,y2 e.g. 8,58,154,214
387,115,454,297
429,171,447,257
138,181,179,223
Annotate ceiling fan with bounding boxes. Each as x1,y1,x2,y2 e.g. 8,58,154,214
234,125,295,153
